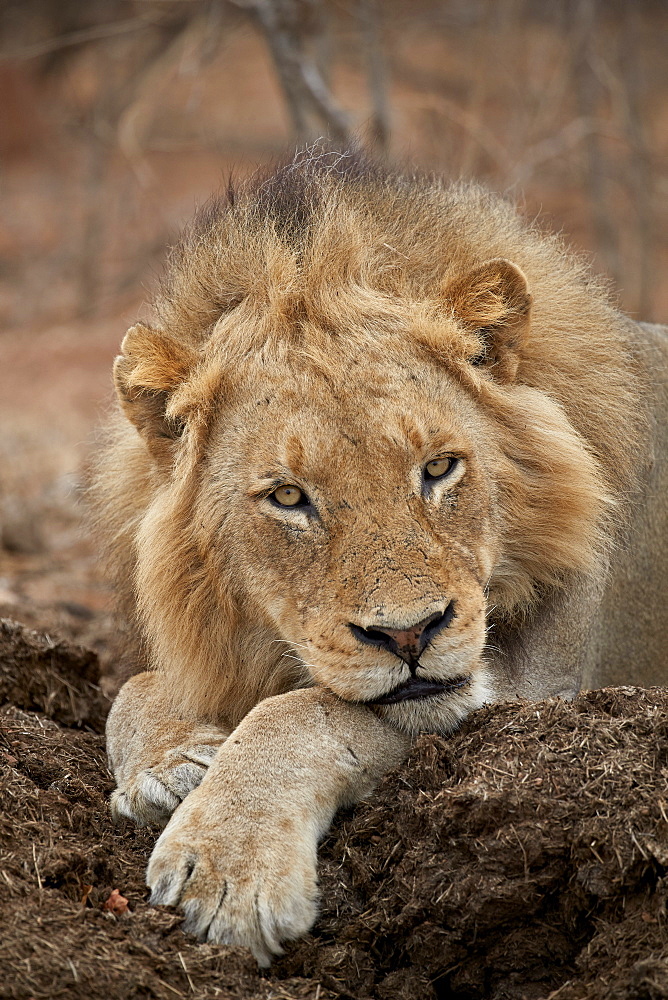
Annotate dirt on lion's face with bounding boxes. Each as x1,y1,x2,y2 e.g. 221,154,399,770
196,347,498,735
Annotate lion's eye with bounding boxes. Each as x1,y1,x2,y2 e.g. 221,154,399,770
271,485,306,507
424,457,456,480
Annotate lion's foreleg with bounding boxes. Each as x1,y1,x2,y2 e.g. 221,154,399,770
145,686,410,965
106,671,230,827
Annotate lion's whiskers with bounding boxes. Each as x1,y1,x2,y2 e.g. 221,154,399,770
269,639,311,652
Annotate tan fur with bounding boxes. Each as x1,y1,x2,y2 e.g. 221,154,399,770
95,149,667,964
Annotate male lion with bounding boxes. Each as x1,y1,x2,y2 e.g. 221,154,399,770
96,149,668,965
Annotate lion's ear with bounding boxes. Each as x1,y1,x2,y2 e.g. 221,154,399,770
446,258,531,383
113,323,197,456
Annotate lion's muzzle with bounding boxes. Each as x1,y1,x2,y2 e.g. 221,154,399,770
348,603,456,672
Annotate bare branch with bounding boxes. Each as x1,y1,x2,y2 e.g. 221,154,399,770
358,0,390,152
574,0,620,285
117,16,205,186
1,18,148,62
234,0,351,145
299,58,351,142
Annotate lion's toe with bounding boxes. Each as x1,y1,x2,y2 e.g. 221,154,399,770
155,759,210,800
203,863,318,965
111,754,214,828
110,780,179,827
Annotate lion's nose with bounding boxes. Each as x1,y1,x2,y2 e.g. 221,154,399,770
349,603,455,671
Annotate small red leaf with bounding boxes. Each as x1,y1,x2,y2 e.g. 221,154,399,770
103,888,129,915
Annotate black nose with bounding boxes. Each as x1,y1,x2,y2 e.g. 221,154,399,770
349,603,455,671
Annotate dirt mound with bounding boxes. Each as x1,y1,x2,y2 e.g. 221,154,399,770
301,689,668,1000
1,619,668,1000
0,617,110,729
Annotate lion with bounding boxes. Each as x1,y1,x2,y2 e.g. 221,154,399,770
95,148,668,966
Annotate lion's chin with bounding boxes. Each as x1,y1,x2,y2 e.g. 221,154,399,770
369,666,493,736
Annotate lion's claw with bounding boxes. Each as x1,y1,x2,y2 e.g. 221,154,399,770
145,789,319,966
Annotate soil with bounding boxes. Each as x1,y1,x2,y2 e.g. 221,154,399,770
2,620,668,1000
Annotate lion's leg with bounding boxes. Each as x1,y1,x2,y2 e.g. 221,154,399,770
106,672,230,827
146,686,410,966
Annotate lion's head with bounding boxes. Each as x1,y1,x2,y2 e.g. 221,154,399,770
99,151,644,735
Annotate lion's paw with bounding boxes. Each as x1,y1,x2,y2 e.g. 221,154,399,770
111,744,221,827
146,800,319,966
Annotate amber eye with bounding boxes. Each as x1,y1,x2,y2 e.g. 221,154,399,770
424,457,456,480
271,485,306,507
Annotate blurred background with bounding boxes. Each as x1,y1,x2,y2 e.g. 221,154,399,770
1,0,667,667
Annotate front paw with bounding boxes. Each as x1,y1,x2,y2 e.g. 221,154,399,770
146,789,319,966
111,743,222,827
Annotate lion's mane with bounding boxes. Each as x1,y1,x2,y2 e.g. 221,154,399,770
90,148,648,722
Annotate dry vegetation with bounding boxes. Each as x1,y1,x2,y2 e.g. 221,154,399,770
2,0,667,332
1,2,668,997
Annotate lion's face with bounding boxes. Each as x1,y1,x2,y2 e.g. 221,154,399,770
118,254,610,735
200,346,498,734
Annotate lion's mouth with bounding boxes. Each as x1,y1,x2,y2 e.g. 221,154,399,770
366,674,469,705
